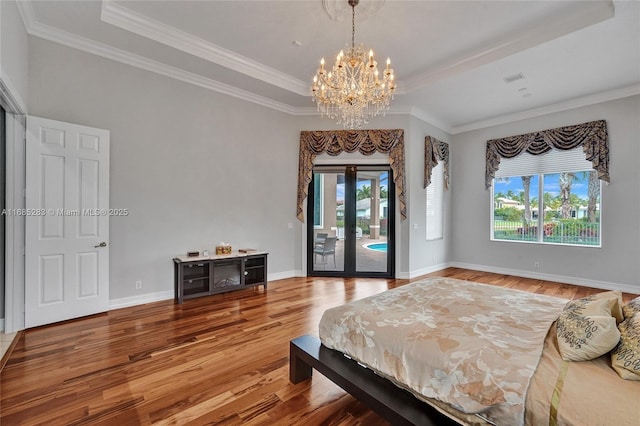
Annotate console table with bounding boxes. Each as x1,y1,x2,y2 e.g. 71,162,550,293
174,251,268,303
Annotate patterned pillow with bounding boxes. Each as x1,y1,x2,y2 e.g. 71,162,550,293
556,293,623,361
563,290,624,323
611,313,640,380
622,296,640,320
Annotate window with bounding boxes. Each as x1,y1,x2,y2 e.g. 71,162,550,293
491,149,601,246
426,161,444,240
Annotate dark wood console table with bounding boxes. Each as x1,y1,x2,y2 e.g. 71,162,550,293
174,251,268,303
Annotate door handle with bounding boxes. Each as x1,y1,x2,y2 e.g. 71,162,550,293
94,242,107,248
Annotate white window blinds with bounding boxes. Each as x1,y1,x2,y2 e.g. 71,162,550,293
495,148,592,178
426,162,444,240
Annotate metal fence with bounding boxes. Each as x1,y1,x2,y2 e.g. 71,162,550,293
493,220,600,245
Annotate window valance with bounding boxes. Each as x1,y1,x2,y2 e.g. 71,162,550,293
425,136,450,190
485,120,609,189
297,129,406,222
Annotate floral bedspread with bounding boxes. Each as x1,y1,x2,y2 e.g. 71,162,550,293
319,277,568,426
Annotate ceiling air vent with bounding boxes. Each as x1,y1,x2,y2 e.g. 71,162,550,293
503,73,525,84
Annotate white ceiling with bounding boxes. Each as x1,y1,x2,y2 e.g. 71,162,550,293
18,0,640,133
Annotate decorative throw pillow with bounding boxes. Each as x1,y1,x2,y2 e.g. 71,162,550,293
611,313,640,380
622,296,640,320
556,293,622,361
563,290,624,323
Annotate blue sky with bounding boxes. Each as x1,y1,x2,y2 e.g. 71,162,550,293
494,173,590,199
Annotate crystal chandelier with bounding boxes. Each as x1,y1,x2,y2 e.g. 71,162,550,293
311,0,396,129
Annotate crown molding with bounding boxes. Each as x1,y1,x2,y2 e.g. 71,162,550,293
0,70,28,114
16,1,298,115
100,0,308,97
14,1,631,137
382,105,452,134
402,1,614,92
293,107,322,116
290,105,453,134
450,84,640,134
407,107,452,134
14,0,37,29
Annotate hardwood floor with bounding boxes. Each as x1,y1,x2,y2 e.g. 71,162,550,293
1,268,637,425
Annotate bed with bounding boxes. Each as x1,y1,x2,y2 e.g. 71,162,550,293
289,277,640,425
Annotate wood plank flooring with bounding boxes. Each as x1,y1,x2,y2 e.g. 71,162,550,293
1,268,637,425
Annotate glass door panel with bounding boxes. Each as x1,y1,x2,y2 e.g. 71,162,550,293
310,171,344,273
308,165,394,277
355,170,390,273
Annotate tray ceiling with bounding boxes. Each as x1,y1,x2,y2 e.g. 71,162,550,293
18,0,640,132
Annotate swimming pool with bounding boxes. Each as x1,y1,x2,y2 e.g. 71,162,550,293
363,242,387,252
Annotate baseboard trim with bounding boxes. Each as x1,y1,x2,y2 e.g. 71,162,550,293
106,263,638,312
404,263,451,279
449,262,640,294
397,262,452,279
0,330,23,373
108,271,302,310
109,290,174,310
268,270,301,281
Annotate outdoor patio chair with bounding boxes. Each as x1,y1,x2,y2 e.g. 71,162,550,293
314,232,328,249
314,236,337,267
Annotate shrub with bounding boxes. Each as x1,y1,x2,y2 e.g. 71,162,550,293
494,207,522,222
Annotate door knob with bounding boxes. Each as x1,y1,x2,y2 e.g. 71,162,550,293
94,242,107,248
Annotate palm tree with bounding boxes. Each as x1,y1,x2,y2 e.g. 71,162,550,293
543,192,559,208
521,176,533,222
569,194,585,217
587,171,599,222
574,171,599,223
356,185,371,201
558,172,575,219
543,192,561,220
380,186,388,199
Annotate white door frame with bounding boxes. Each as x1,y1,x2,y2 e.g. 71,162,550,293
4,114,26,333
1,75,27,333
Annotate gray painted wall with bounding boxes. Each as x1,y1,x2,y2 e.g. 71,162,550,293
0,0,29,110
29,38,302,302
406,115,452,276
450,95,640,291
27,36,450,306
26,28,637,311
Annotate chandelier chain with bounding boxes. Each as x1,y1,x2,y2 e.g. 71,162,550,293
351,3,355,49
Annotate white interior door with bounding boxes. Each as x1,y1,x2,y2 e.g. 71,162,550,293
25,116,109,328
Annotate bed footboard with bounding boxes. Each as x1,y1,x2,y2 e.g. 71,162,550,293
289,335,460,426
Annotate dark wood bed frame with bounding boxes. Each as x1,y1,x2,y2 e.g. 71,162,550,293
289,335,461,426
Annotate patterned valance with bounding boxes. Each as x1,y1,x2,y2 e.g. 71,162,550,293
485,120,609,189
297,129,406,222
425,136,450,190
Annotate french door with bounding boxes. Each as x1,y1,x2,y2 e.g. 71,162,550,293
307,165,394,278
